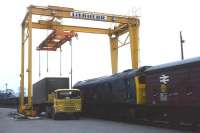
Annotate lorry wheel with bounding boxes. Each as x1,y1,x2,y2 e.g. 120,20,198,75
46,106,52,118
52,113,58,120
52,109,58,120
74,113,80,120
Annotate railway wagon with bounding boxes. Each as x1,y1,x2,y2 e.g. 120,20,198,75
0,97,28,108
0,97,18,107
74,56,200,127
144,57,200,125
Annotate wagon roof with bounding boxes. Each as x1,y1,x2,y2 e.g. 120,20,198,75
74,69,138,87
146,56,200,72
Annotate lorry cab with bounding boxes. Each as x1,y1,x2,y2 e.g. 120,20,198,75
50,89,81,119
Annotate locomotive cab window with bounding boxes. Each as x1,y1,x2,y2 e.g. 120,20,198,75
139,75,146,84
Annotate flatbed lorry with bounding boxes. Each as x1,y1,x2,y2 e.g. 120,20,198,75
33,77,81,119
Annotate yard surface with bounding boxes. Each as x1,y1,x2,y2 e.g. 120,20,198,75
0,108,193,133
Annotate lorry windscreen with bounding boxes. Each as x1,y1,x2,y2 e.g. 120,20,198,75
57,91,80,99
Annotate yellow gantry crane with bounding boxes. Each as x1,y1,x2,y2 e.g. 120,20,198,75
19,5,140,115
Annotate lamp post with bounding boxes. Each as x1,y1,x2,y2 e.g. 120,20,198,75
5,83,8,94
180,31,185,60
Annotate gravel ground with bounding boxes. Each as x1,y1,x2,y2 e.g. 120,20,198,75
0,108,193,133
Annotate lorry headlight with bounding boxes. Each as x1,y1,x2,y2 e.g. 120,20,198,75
76,107,81,110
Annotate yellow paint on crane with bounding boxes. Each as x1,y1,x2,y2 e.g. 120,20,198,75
19,5,140,115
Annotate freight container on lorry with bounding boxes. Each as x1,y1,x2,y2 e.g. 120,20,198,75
33,77,81,120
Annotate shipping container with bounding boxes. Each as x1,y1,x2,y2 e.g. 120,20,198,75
33,77,69,105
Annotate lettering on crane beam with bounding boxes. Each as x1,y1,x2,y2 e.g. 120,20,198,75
160,74,170,84
70,11,107,21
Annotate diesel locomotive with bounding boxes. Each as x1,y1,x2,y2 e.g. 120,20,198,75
74,56,200,126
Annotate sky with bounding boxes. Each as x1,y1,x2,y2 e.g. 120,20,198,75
0,0,200,93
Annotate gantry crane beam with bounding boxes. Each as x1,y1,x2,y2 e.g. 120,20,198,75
31,21,110,34
20,5,140,115
23,5,139,25
111,24,129,36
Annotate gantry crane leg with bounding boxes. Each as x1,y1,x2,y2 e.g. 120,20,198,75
19,26,25,113
27,12,33,115
129,22,144,104
19,12,33,115
129,23,139,69
109,34,118,74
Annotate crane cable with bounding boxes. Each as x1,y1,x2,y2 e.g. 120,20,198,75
60,47,62,76
39,49,41,78
69,40,72,89
46,29,49,73
46,50,49,72
38,15,42,77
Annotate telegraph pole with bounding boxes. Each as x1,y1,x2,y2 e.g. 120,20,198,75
180,31,185,60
